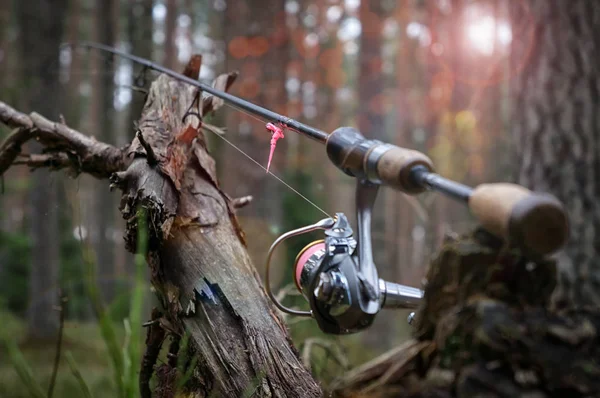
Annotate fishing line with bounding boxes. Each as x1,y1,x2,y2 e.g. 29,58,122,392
202,121,332,218
215,100,332,218
46,45,332,217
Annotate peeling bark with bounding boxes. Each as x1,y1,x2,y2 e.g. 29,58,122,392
115,63,321,396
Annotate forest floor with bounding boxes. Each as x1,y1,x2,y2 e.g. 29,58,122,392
0,309,124,398
0,296,410,398
0,306,415,397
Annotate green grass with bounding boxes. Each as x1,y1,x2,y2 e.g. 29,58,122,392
0,207,151,398
0,310,126,398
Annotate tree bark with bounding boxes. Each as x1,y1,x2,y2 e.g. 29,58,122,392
120,64,320,397
0,54,321,396
509,0,600,308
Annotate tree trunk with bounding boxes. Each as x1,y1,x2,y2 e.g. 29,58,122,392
358,0,394,351
15,0,67,340
509,0,600,308
164,0,177,70
115,63,321,396
127,0,153,122
92,0,119,304
221,0,289,270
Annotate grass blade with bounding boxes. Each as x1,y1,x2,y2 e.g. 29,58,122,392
65,351,94,398
79,231,125,396
125,207,148,397
2,337,46,398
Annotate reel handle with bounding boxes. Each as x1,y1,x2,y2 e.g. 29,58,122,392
378,280,423,309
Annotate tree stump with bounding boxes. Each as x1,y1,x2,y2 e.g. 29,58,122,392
330,230,600,398
113,60,321,397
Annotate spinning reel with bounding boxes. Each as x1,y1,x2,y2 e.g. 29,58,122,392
265,182,423,335
265,127,570,335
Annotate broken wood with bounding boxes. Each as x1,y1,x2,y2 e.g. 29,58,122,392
0,56,321,397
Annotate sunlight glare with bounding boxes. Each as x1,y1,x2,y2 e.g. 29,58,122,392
467,17,495,55
344,0,360,11
498,23,512,46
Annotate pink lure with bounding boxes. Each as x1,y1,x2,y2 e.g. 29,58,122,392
266,122,284,172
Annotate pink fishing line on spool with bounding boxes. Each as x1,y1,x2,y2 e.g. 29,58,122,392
294,241,326,291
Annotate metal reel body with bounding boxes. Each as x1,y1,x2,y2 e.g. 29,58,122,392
295,214,378,334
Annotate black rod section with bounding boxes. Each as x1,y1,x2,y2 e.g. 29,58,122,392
410,166,473,202
69,41,329,143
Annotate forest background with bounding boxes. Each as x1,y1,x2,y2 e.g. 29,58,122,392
0,0,586,396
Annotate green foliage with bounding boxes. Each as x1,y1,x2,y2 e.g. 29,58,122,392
81,238,126,396
58,190,92,320
175,332,199,391
0,307,120,398
78,206,148,398
123,207,148,398
0,205,149,398
0,230,31,315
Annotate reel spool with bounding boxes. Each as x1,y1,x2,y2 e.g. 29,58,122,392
293,240,326,295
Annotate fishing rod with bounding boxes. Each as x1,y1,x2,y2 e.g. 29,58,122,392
67,42,569,335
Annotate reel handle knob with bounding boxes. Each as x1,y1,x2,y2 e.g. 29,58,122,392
469,183,569,257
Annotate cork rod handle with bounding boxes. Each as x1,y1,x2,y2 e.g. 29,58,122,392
375,147,434,194
468,183,569,256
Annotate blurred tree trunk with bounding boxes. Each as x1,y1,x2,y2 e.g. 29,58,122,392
509,0,600,308
0,0,9,279
127,0,153,121
164,0,177,70
91,0,118,304
15,0,67,339
392,1,417,288
358,0,394,351
222,1,289,267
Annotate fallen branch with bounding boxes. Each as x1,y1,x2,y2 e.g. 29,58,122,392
0,101,128,178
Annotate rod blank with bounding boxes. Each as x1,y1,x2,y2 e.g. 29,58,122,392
72,41,329,143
